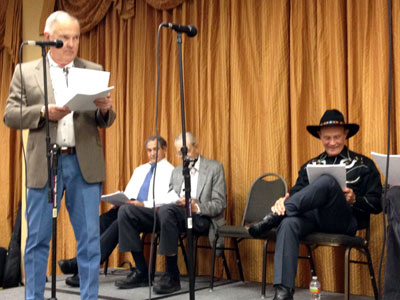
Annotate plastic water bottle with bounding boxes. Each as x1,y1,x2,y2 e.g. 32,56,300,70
309,276,321,299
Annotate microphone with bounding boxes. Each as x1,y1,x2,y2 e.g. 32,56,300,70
164,23,197,37
24,40,64,48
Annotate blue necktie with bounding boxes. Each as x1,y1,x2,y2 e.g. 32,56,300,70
137,164,155,202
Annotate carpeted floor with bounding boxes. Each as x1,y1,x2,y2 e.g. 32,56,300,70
0,268,374,300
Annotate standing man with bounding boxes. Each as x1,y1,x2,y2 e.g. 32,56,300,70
248,109,382,300
147,132,226,294
58,136,174,288
3,11,116,300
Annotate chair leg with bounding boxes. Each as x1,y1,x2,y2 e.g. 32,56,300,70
306,245,317,277
344,247,351,300
179,235,189,273
221,251,231,279
233,239,245,281
262,240,270,298
209,236,218,291
364,247,378,300
150,234,158,282
104,257,109,276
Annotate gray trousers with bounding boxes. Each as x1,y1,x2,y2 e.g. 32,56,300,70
118,204,210,255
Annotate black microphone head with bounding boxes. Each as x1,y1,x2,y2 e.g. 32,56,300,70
55,40,64,48
187,25,197,37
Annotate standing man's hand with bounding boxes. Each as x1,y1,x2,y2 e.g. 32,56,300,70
43,104,71,121
94,92,112,116
271,192,290,215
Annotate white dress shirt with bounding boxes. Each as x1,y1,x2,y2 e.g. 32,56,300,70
166,156,201,205
48,53,75,147
124,159,174,208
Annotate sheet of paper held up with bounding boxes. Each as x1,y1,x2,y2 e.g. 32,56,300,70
306,164,346,189
371,152,400,187
63,67,114,111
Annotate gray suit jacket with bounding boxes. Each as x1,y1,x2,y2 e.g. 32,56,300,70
169,156,226,246
4,57,116,188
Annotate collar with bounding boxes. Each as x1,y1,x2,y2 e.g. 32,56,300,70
47,52,74,69
316,146,351,164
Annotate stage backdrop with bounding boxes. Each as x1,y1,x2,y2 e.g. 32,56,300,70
2,0,400,296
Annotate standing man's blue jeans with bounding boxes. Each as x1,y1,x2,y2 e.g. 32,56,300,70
24,153,102,300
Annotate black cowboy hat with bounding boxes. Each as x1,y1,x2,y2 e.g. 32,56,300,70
306,109,359,139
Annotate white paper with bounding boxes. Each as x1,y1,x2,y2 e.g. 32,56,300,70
64,86,114,111
68,67,110,93
62,67,113,111
306,164,346,189
101,191,129,206
371,152,400,187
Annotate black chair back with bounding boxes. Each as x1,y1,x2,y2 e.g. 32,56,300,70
241,173,287,226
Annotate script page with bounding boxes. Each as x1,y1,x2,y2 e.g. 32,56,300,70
371,152,400,186
306,164,346,189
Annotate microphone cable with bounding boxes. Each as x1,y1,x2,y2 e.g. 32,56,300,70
17,41,28,300
147,22,165,300
377,0,393,298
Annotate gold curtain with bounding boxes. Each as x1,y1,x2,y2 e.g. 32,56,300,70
0,0,23,248
4,0,400,296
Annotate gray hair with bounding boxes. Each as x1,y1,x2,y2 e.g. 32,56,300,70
174,132,197,146
44,11,79,35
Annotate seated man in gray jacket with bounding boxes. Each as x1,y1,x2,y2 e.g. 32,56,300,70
117,132,226,294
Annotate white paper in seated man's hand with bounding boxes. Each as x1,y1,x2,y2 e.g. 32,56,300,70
371,152,400,187
101,191,129,206
306,164,346,189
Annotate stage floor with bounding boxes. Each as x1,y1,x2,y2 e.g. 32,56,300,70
0,268,374,300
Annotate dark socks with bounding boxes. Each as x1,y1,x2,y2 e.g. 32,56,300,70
166,255,179,276
131,251,148,273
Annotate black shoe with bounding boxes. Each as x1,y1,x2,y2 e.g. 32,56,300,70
58,258,78,275
65,274,80,287
153,272,181,294
115,269,149,289
273,284,294,300
248,212,284,238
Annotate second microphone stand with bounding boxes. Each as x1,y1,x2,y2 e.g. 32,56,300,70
176,32,196,300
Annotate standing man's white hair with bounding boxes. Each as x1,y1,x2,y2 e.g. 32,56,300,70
44,10,79,34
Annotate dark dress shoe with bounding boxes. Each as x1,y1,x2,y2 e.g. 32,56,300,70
114,269,149,289
58,258,78,275
153,272,181,294
248,212,284,238
273,284,294,300
65,274,80,287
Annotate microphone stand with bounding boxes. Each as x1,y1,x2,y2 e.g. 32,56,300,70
176,32,195,300
40,46,59,300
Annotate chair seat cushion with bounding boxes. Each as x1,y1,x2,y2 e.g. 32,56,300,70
301,232,367,248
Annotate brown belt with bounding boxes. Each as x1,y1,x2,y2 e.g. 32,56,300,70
60,147,76,155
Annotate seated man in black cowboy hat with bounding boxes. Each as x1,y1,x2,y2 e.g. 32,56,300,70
248,109,382,300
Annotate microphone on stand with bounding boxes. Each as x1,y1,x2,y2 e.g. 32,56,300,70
24,40,64,48
163,23,198,37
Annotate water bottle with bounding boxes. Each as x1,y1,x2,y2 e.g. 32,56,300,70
309,276,321,299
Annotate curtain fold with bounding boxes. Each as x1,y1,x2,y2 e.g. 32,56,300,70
0,0,23,250
4,0,400,296
145,0,184,10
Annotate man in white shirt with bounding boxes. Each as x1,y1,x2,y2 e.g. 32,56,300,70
58,136,173,287
4,11,115,299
